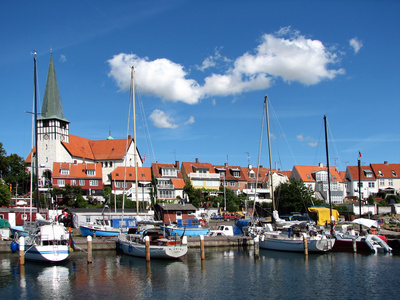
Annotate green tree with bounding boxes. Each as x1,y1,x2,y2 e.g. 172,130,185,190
367,194,375,205
0,183,11,206
274,178,319,215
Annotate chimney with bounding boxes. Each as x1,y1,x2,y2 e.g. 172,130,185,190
175,161,180,168
224,162,228,168
195,158,199,163
384,161,388,165
319,162,323,168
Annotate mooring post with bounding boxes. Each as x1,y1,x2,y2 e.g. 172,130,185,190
87,235,93,264
145,235,150,262
303,234,308,256
19,236,25,265
254,235,259,259
352,238,357,253
200,235,205,260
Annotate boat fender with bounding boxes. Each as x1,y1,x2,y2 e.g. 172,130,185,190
200,219,206,227
10,241,19,253
128,245,132,252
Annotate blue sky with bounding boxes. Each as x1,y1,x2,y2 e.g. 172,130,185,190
1,0,399,172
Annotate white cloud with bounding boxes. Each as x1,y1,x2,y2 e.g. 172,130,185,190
349,38,363,54
297,133,318,147
107,27,345,103
149,109,178,129
60,54,67,63
184,116,195,125
107,53,202,104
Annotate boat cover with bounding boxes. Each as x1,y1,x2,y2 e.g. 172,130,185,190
308,207,339,225
352,218,380,228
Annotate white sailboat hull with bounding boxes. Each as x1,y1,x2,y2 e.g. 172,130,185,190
259,233,335,253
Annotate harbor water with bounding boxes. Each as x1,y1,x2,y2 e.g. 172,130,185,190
0,247,399,299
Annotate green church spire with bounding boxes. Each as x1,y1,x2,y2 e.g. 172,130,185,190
39,53,68,122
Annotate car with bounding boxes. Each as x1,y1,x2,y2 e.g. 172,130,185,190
223,213,237,220
211,213,223,220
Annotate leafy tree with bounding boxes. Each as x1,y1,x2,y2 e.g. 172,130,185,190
367,194,375,205
274,178,319,215
0,183,11,207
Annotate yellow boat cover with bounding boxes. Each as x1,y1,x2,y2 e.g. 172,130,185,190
308,207,339,225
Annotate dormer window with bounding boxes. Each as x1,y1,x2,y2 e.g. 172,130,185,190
392,170,397,177
306,174,311,179
60,169,69,175
232,171,240,177
378,170,383,177
364,170,373,178
161,167,177,177
87,170,95,176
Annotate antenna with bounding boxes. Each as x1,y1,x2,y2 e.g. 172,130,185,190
245,152,251,165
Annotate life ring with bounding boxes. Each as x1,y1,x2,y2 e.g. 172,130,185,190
200,219,206,227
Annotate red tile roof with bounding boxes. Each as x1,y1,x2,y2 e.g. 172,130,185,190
52,162,103,179
347,165,375,181
111,166,152,181
171,178,185,189
292,165,342,182
370,163,400,179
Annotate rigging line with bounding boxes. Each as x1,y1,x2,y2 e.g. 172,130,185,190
268,100,298,168
252,99,266,218
137,88,156,163
312,118,325,166
325,117,343,170
122,73,133,211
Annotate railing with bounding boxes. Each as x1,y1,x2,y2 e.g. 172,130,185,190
187,173,220,180
157,184,174,189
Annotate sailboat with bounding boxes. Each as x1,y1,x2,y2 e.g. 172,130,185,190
257,96,335,253
10,52,71,262
322,116,392,253
118,67,187,259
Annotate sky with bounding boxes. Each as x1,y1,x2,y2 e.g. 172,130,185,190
1,0,399,172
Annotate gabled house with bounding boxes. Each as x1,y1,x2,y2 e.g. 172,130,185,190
181,158,220,191
291,164,345,204
26,53,142,189
52,161,104,201
345,165,377,200
152,161,185,202
110,166,152,205
241,165,288,201
370,162,400,196
213,163,248,195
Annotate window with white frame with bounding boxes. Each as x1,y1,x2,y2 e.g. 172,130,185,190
89,180,98,186
368,182,375,188
230,181,235,187
388,179,393,186
380,179,385,186
79,180,85,186
115,182,121,188
70,180,76,186
58,179,65,187
60,169,69,175
87,170,95,176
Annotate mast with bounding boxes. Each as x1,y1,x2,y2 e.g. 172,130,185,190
131,67,139,215
324,115,333,230
33,52,40,210
265,95,275,211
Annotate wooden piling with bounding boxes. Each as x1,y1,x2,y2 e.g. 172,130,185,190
303,234,308,256
200,235,205,260
253,235,259,259
87,236,93,264
19,236,25,265
145,236,150,262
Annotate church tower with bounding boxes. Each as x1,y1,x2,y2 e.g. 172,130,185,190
37,53,70,180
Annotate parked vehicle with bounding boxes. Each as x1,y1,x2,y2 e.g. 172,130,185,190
223,213,237,220
211,213,223,220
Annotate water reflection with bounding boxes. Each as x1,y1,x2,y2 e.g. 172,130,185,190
0,249,399,299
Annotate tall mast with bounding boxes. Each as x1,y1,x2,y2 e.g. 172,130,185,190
324,115,333,229
33,52,40,210
131,67,139,215
265,95,275,211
